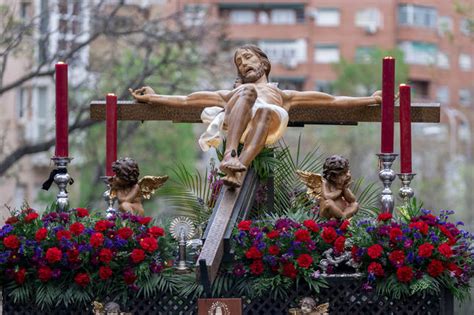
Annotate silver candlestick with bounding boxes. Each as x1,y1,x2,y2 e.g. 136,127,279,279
398,173,416,203
51,157,72,212
377,153,398,213
170,217,196,274
100,176,117,219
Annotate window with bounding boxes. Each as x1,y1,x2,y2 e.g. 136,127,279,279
258,11,270,24
436,86,450,104
259,40,307,66
355,8,382,32
315,80,335,94
20,1,31,20
36,87,49,139
436,52,449,69
315,8,340,27
229,10,256,24
184,4,208,26
437,16,453,35
314,44,340,63
398,41,437,65
459,89,472,107
460,18,473,36
398,4,437,29
355,46,375,63
270,9,296,24
16,88,28,119
57,0,83,58
409,80,430,99
459,54,472,71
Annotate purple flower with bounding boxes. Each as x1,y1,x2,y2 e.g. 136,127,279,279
59,212,70,223
233,263,246,276
263,255,277,266
421,209,431,215
413,232,422,239
366,226,376,233
0,224,13,237
0,251,11,264
362,282,373,291
249,227,260,237
255,241,266,251
404,239,413,248
311,270,321,279
104,239,114,248
52,269,61,279
114,238,127,248
150,262,163,273
307,241,316,251
378,225,390,236
406,252,414,263
367,273,376,282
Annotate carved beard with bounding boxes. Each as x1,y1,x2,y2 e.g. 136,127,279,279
241,63,266,84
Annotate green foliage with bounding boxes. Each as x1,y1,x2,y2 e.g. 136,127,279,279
351,178,380,218
396,197,424,223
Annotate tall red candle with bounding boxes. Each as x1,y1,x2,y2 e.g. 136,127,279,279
106,93,118,176
381,57,395,153
55,62,68,157
399,84,412,173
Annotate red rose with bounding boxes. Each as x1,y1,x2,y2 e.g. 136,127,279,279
249,259,264,275
238,220,252,231
3,235,20,249
339,220,350,231
321,227,337,244
368,262,385,277
139,217,152,225
389,228,403,242
282,263,298,279
438,243,453,258
334,236,346,253
268,245,280,255
38,266,52,282
409,221,429,235
303,220,320,233
5,216,19,225
427,260,445,277
418,243,434,258
24,212,39,223
377,212,392,222
95,220,110,232
99,248,113,264
117,227,133,240
130,249,146,263
14,268,27,284
70,222,85,236
67,249,80,263
388,250,405,265
123,269,137,284
367,244,383,259
99,266,113,280
76,208,89,217
56,230,71,240
140,237,158,252
35,228,48,241
296,254,313,269
396,266,413,283
46,247,63,264
74,272,90,287
266,230,279,239
90,232,104,248
245,246,263,259
148,226,165,238
295,229,311,242
447,263,462,277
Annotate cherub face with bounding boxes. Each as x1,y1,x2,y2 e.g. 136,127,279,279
235,49,265,83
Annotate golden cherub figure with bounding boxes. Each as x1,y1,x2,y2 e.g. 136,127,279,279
297,155,358,220
108,157,168,216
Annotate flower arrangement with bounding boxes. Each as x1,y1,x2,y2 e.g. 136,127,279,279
0,206,174,308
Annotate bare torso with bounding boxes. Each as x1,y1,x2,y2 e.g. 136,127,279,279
225,83,288,111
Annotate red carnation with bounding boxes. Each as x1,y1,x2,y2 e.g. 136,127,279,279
5,216,19,225
303,220,320,233
140,237,158,252
389,228,403,242
56,229,71,240
70,222,85,236
418,243,434,258
409,221,429,235
124,269,137,284
245,246,263,259
368,262,385,277
67,249,80,263
339,220,350,231
388,250,405,265
139,216,152,225
238,220,252,231
266,230,279,239
117,227,133,240
14,268,27,284
74,272,90,288
24,212,39,223
438,243,453,258
148,226,165,238
90,232,104,248
268,245,280,255
38,266,52,282
334,236,346,253
249,259,264,275
99,248,113,264
95,220,110,232
377,212,392,222
396,266,413,283
99,266,113,280
427,260,445,277
35,228,48,241
3,235,20,249
296,254,313,269
46,247,62,264
295,229,311,242
130,249,146,263
321,227,337,244
76,208,89,217
367,244,383,259
282,263,298,279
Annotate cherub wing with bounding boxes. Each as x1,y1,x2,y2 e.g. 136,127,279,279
296,170,323,200
313,303,329,315
138,176,169,199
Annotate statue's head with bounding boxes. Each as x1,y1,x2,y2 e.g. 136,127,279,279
322,155,350,185
234,45,271,85
112,157,140,185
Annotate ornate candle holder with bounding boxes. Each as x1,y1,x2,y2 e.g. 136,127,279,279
51,157,72,212
377,153,398,213
100,176,117,219
170,217,196,274
398,173,416,204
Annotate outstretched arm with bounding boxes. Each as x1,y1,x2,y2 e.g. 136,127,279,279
283,90,381,109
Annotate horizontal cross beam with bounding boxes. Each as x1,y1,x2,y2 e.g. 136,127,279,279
89,101,440,125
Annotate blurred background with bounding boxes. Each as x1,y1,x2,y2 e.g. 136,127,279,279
0,0,473,311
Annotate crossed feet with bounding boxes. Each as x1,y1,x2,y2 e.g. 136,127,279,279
219,149,247,188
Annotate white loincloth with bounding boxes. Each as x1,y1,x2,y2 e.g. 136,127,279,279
198,98,289,151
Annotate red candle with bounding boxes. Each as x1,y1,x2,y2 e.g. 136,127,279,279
55,62,68,157
399,84,412,173
106,93,118,176
381,57,395,153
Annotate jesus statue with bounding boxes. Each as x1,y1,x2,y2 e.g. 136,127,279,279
130,45,382,188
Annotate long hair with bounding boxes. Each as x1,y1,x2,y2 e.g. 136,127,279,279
233,45,271,87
